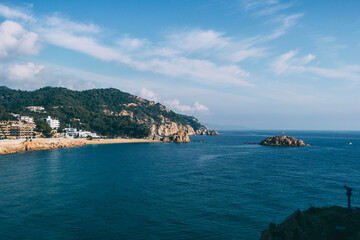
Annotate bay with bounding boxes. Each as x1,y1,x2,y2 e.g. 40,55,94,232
0,131,359,239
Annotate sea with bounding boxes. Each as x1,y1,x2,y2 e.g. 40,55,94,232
0,131,359,240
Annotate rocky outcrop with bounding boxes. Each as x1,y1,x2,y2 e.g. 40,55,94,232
261,206,360,240
0,139,86,154
161,130,191,143
260,135,309,147
207,130,220,136
20,139,86,151
150,122,196,137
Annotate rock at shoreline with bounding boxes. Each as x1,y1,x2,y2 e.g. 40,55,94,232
261,206,360,240
0,139,87,154
21,139,86,151
161,130,191,143
260,135,309,147
207,130,220,136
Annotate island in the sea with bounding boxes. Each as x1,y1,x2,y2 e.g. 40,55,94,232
0,86,219,154
260,135,309,147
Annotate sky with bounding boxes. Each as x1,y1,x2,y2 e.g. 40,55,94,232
0,0,359,130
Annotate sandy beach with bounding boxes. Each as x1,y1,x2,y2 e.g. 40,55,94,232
0,138,160,155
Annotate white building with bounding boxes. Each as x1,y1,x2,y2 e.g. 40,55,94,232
44,116,60,129
64,127,99,138
26,106,45,112
20,116,34,123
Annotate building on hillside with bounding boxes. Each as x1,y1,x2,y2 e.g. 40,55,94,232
10,114,34,124
10,122,37,138
0,121,13,139
26,106,45,112
44,116,60,129
20,116,34,123
64,127,99,139
0,121,36,139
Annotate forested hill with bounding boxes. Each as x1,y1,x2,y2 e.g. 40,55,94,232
0,86,207,138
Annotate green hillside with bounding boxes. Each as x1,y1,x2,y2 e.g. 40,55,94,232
0,86,207,138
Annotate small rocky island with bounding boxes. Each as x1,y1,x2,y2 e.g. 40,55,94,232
207,130,220,136
260,135,309,147
261,206,360,240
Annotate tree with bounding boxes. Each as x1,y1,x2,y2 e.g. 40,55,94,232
35,120,53,138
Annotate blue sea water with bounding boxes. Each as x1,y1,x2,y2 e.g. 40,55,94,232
0,131,360,240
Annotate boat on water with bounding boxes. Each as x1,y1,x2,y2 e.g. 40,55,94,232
348,142,352,145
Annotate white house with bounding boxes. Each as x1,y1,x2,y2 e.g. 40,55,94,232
44,116,60,129
20,116,34,123
26,106,45,112
64,127,99,138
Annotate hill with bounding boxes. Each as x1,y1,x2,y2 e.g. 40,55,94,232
261,206,360,240
0,86,208,138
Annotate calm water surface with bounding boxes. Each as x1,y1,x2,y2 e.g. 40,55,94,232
0,131,360,239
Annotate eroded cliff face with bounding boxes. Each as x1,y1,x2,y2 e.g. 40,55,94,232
161,130,191,143
101,94,210,139
150,122,196,137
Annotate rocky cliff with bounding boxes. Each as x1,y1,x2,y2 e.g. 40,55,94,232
161,130,191,143
261,206,360,240
260,135,309,147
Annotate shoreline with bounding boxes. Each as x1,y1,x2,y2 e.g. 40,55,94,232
0,138,161,155
85,138,160,145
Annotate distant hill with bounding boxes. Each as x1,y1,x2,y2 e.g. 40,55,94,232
0,86,208,138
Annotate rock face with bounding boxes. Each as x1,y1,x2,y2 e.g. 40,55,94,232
261,206,360,240
0,139,86,154
161,130,191,143
260,135,309,147
207,130,220,136
20,139,86,151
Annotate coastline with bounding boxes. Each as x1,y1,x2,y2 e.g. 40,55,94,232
0,138,161,155
86,138,160,144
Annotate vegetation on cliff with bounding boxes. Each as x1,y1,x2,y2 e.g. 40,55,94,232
0,86,207,138
261,206,360,240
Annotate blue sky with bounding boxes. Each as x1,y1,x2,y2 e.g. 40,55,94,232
0,0,359,130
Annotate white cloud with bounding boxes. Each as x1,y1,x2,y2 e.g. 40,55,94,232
0,20,42,60
167,30,230,52
40,29,127,62
228,48,266,62
117,36,149,51
194,101,209,112
264,13,304,41
138,88,210,113
6,62,44,81
43,15,100,34
32,15,253,86
164,99,209,113
240,0,294,18
0,3,303,89
272,50,360,81
130,57,252,86
0,4,33,21
139,88,161,102
0,62,98,90
272,50,297,74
